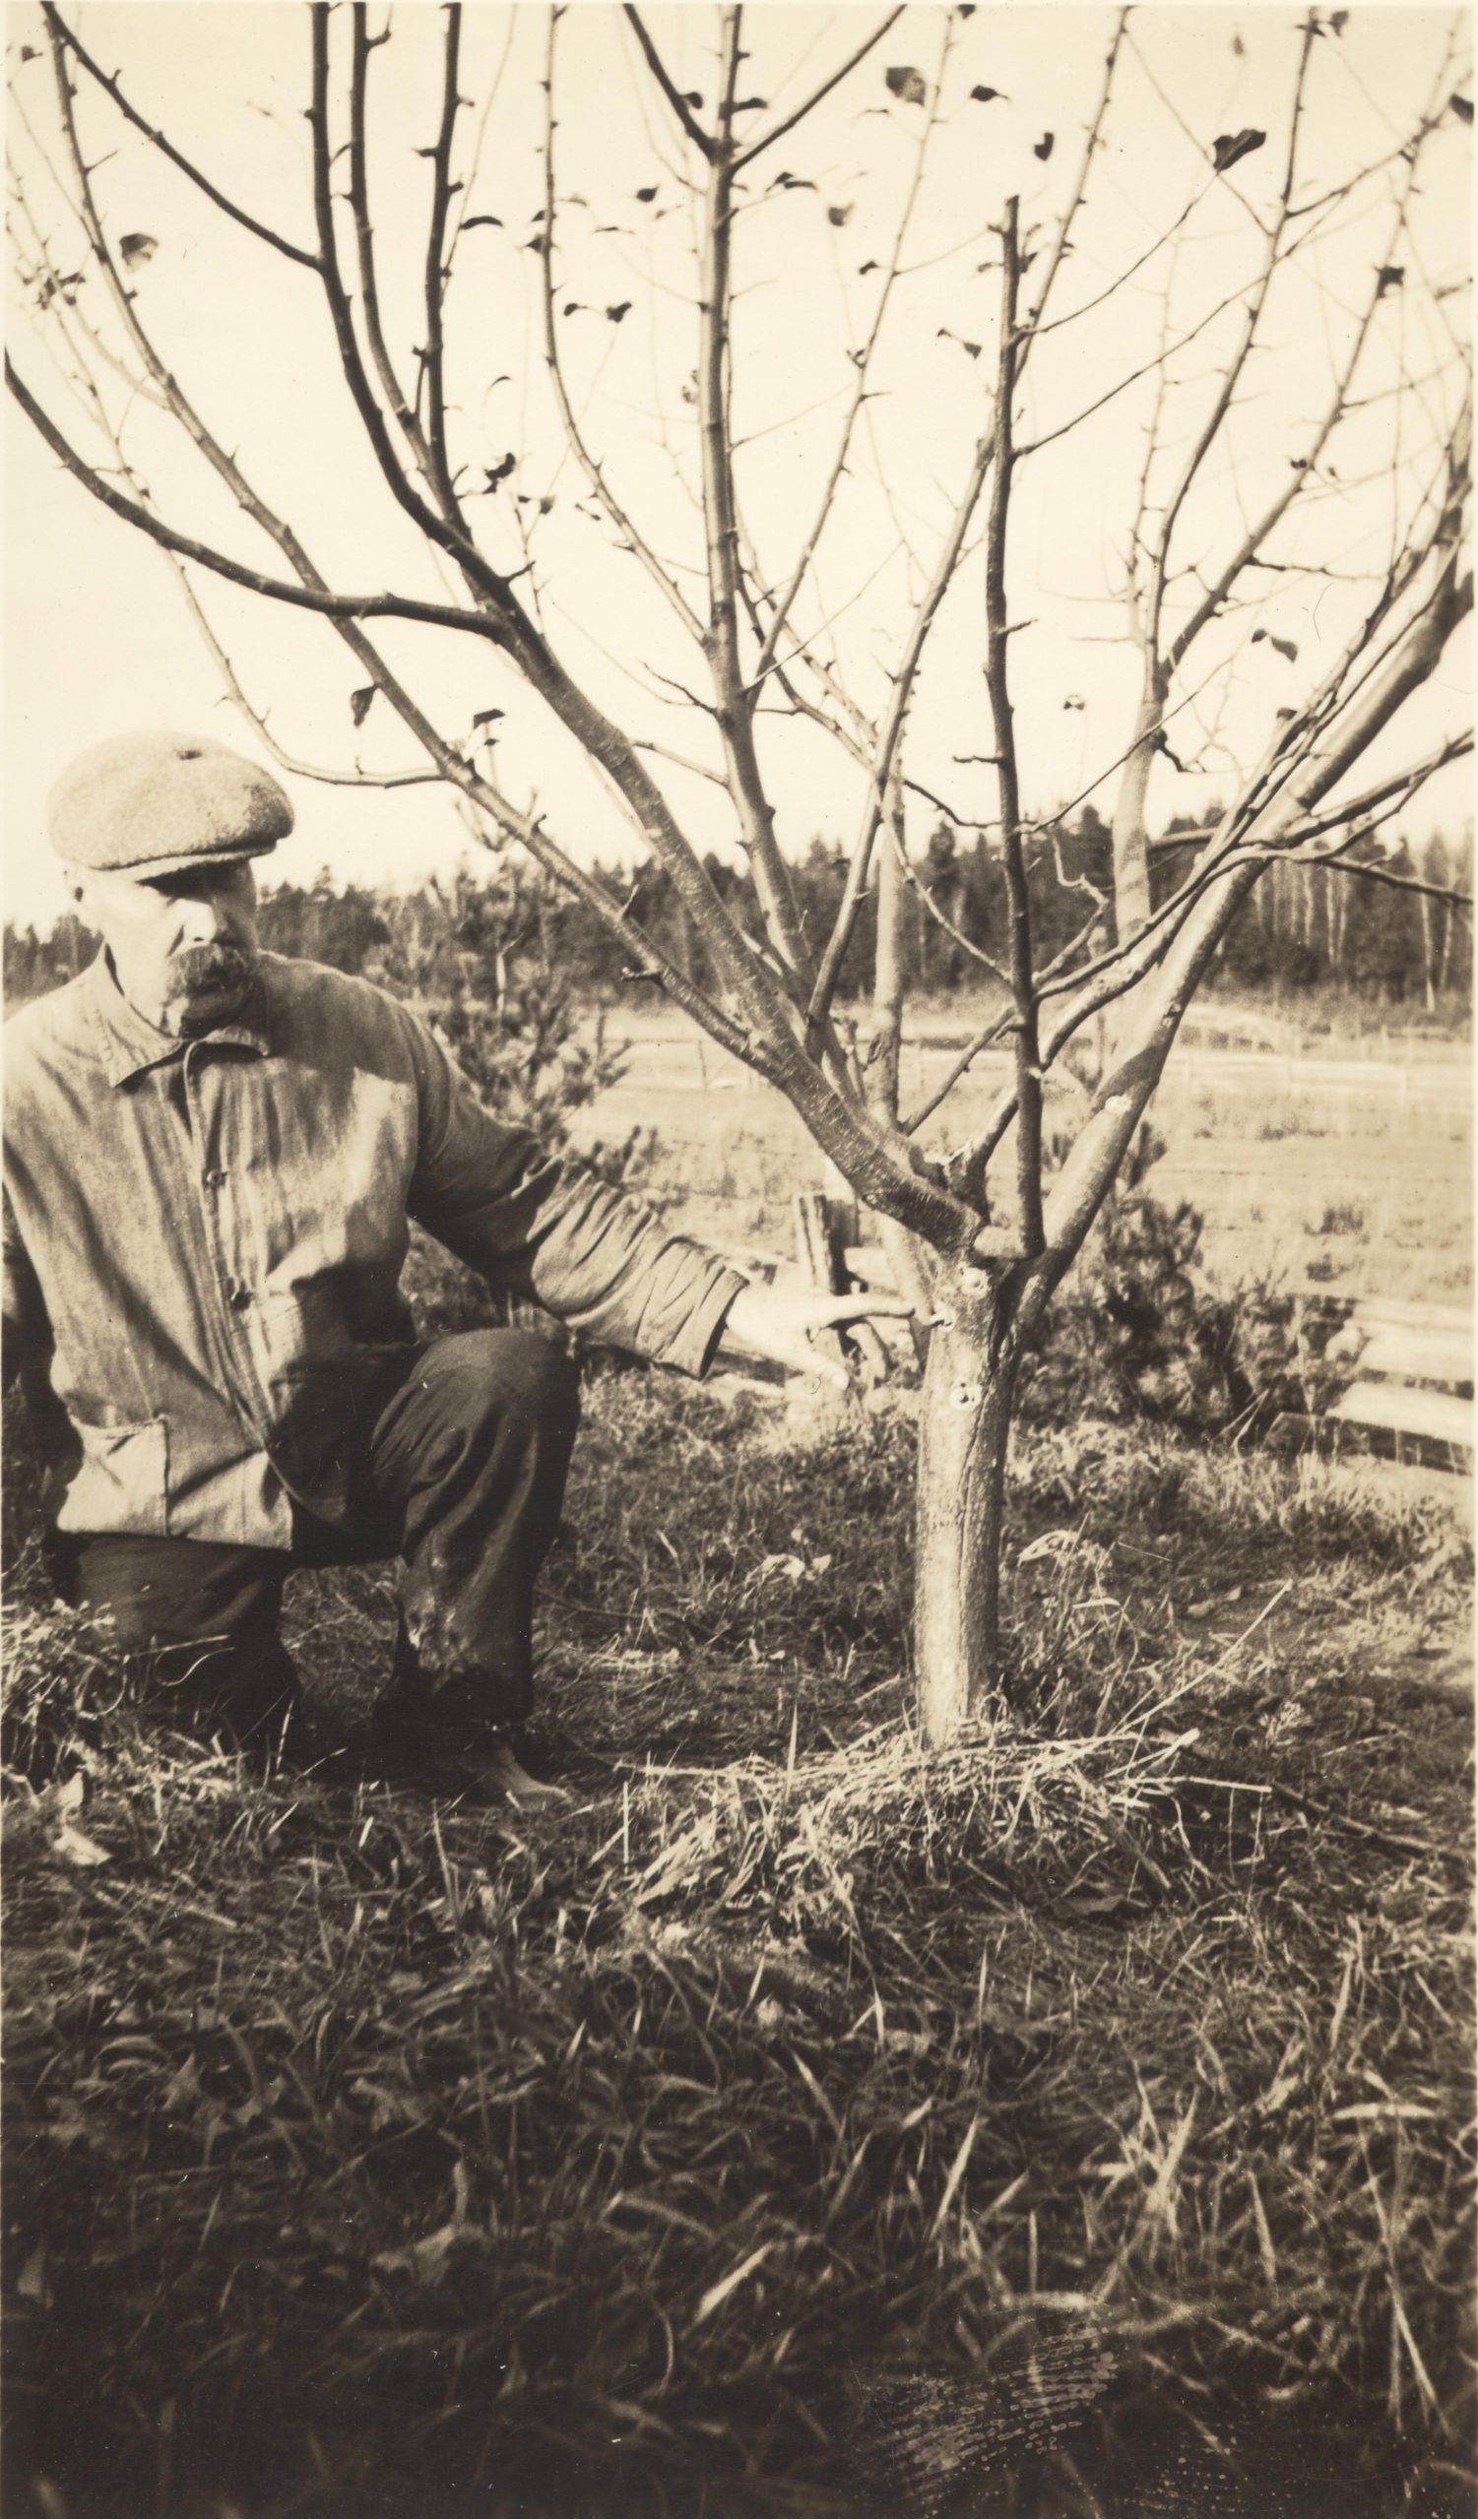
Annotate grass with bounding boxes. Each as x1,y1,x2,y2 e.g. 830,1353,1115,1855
573,1026,1472,1307
4,1369,1474,2518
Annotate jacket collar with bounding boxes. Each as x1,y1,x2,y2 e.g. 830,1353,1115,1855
86,948,271,1087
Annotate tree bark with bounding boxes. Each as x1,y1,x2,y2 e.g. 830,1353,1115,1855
1419,890,1438,1013
1110,689,1161,943
913,1291,1019,1746
868,787,907,1119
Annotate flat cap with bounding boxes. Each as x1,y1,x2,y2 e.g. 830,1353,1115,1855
48,731,293,879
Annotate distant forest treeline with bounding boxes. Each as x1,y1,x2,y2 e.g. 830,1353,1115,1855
7,807,1471,1014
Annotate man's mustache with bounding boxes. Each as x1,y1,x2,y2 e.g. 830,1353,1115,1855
163,942,255,1002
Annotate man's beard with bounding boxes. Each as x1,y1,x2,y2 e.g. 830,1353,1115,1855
162,943,256,1036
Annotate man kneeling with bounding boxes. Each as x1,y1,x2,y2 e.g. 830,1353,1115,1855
4,733,907,1802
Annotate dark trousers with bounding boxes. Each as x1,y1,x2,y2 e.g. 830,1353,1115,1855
56,1331,581,1741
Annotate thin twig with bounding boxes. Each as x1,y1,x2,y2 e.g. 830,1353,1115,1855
542,13,702,638
1016,12,1128,364
307,8,515,609
733,11,904,174
753,15,950,675
696,10,810,989
420,3,463,504
804,420,997,1038
348,8,454,515
7,358,506,643
963,546,1472,1213
982,200,1043,1252
621,7,713,158
885,817,1012,993
41,1,320,269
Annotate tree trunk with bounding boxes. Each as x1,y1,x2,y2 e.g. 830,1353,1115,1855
1436,898,1452,996
868,789,907,1118
913,1296,1020,1747
1419,891,1438,1013
1110,688,1162,944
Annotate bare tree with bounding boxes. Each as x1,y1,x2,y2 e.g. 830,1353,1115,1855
7,2,1471,1743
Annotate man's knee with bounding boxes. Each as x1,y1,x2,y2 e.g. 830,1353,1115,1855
421,1329,581,1438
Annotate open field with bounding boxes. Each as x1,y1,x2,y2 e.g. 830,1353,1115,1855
4,1369,1473,2518
572,1008,1472,1305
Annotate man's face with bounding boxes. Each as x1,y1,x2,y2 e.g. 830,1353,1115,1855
76,860,261,1036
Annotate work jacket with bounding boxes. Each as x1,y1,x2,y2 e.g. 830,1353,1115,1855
3,951,745,1547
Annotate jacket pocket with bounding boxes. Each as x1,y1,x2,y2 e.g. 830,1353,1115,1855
57,1417,170,1538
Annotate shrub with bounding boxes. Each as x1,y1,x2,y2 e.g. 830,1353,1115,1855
1019,1126,1304,1438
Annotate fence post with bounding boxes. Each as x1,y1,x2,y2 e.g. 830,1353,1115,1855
821,1157,859,1252
793,1191,851,1418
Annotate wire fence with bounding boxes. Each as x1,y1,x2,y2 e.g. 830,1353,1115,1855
598,1031,1472,1110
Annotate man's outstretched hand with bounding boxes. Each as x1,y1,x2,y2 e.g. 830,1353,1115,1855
722,1279,916,1392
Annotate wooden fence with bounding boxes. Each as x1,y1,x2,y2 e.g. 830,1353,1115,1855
723,1198,1474,1473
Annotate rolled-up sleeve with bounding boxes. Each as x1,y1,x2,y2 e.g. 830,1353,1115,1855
404,1014,747,1375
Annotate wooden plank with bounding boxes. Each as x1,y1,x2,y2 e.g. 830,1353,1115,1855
1266,1410,1473,1472
837,1267,1474,1375
1340,1326,1473,1391
821,1161,860,1248
843,1241,896,1291
794,1191,849,1388
1327,1380,1475,1448
1302,1291,1472,1335
795,1192,843,1294
1350,1304,1473,1342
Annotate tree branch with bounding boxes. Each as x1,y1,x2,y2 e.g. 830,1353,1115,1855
887,819,1013,994
1018,264,1264,459
308,5,504,599
40,1,320,270
420,2,462,504
346,10,432,497
304,10,793,1016
1145,22,1315,662
33,341,450,793
950,541,1471,1199
542,13,703,638
982,200,1043,1253
1166,143,1438,674
753,15,949,676
6,358,508,643
621,6,713,158
33,19,803,1058
696,10,810,989
1290,849,1471,910
804,421,998,1039
1019,548,1474,1333
903,1009,1014,1138
1016,10,1128,364
733,10,904,174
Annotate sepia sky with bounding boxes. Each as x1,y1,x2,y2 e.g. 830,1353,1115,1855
5,1,1471,933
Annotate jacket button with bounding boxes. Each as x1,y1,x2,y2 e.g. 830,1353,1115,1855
229,1287,253,1311
205,1169,227,1189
